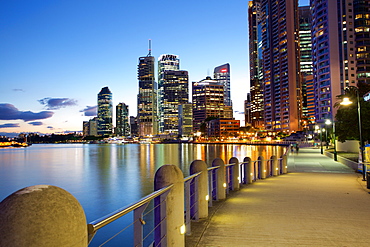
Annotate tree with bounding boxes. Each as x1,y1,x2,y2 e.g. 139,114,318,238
335,84,370,143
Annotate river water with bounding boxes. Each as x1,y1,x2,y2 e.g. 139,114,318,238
0,143,286,246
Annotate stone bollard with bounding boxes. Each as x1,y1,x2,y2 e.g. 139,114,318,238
154,165,185,247
229,157,240,190
212,158,226,200
0,185,87,247
271,155,278,176
282,154,288,174
190,160,208,219
258,156,266,179
243,157,253,184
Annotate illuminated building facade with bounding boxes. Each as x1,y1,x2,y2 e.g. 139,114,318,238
161,70,189,134
354,0,370,85
214,63,232,107
178,103,193,137
247,1,264,129
311,0,356,122
137,55,157,137
116,103,130,137
192,77,225,131
207,119,240,138
259,0,301,132
97,86,113,136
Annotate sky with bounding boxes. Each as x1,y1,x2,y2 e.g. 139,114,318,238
0,0,309,137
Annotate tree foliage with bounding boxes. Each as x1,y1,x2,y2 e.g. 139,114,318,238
335,84,370,143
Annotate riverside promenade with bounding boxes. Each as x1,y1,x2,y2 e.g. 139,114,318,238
186,147,370,246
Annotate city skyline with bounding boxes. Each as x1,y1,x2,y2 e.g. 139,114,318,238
0,0,309,137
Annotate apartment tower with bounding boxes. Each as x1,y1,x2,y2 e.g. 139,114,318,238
97,86,113,136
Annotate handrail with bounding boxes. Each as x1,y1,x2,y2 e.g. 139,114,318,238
207,166,220,171
225,163,236,167
88,184,174,234
184,171,202,182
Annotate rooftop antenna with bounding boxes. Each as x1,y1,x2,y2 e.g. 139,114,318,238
147,39,152,56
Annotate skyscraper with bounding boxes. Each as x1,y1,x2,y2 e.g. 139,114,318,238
116,103,130,137
214,63,232,107
247,1,264,129
192,77,225,132
311,0,357,122
157,54,180,133
137,45,157,137
257,0,301,132
97,86,113,136
161,70,189,134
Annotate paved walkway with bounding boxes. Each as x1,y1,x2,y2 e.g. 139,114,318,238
186,147,370,247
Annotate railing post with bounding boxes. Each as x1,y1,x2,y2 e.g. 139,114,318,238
258,156,266,179
212,158,226,200
271,155,278,176
243,157,253,184
0,185,87,247
154,165,185,247
190,160,208,219
282,154,288,174
229,157,240,190
133,203,150,247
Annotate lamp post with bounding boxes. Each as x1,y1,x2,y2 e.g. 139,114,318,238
325,119,337,161
340,90,364,180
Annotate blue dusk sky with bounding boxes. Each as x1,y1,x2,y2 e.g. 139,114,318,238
0,0,309,136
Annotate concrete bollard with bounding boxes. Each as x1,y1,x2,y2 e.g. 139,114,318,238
212,158,226,200
282,154,288,174
0,185,87,247
190,160,208,219
271,155,278,176
258,156,266,179
154,165,185,247
244,157,253,184
229,157,240,190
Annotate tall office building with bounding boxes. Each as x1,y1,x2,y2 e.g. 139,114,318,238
354,0,370,85
178,103,193,137
161,70,189,134
157,54,181,133
192,77,225,131
311,0,357,122
214,63,232,107
299,6,314,128
137,46,157,137
247,1,264,129
97,86,113,136
116,103,130,137
257,0,301,132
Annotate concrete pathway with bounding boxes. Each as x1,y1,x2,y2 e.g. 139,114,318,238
186,147,370,247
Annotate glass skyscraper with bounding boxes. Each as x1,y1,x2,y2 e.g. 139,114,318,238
97,86,113,136
116,103,130,137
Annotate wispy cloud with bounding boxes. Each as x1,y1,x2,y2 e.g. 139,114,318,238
0,103,54,122
28,121,43,126
0,123,20,128
80,105,97,116
38,97,78,110
13,89,25,92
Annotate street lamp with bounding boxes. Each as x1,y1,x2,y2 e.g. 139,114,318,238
325,119,337,161
340,91,365,180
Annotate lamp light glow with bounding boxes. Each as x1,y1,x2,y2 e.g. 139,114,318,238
180,224,186,235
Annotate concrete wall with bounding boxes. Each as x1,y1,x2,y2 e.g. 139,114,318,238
336,140,359,153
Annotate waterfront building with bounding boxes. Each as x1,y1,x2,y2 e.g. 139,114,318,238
247,1,264,129
83,117,98,137
207,119,240,138
354,0,370,85
192,77,225,132
161,70,189,134
97,87,113,136
214,63,232,107
311,0,357,122
116,103,130,137
257,0,302,132
129,116,139,137
178,103,193,137
137,49,158,137
158,54,180,133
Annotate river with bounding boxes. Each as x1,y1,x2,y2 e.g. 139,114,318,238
0,143,287,246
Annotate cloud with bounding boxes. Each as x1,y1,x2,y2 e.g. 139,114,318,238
38,97,78,110
0,103,54,122
0,123,20,128
80,105,97,116
13,89,25,92
28,121,43,126
47,126,54,129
